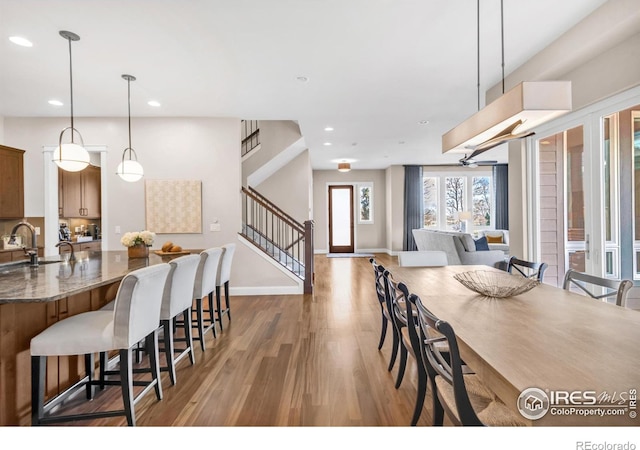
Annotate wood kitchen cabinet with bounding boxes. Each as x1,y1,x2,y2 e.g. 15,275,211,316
59,166,101,218
0,145,25,219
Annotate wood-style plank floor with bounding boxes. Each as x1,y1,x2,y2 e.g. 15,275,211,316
41,253,439,427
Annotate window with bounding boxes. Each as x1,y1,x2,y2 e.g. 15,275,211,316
358,183,373,224
423,170,493,233
423,177,438,227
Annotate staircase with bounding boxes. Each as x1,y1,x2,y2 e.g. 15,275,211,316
240,186,314,293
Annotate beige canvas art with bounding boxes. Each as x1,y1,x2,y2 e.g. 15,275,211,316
145,179,202,233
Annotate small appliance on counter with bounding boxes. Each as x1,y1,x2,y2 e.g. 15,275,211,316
58,223,71,241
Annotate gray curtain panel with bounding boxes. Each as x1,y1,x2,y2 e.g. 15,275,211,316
403,165,424,251
493,164,509,230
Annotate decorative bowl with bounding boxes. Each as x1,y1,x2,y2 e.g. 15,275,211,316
453,270,540,298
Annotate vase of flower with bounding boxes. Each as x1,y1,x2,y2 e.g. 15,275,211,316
127,243,149,258
121,230,155,258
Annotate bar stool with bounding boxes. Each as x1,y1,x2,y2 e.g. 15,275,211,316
215,243,235,331
159,254,200,385
192,247,223,351
30,263,171,426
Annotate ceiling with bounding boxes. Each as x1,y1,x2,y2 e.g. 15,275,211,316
0,0,608,170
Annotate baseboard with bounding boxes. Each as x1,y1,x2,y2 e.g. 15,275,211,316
230,286,303,296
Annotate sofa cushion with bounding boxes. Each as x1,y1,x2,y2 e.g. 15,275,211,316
460,234,476,252
474,236,490,251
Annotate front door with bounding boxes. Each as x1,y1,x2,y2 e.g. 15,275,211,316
328,185,354,253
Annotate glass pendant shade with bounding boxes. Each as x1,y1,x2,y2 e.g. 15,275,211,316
53,142,90,172
116,157,144,182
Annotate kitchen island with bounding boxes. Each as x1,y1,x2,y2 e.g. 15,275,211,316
0,250,190,425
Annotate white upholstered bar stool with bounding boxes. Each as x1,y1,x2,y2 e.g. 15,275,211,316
160,254,200,385
192,247,223,351
30,263,171,426
215,243,236,331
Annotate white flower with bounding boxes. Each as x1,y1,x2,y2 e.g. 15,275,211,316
120,230,155,247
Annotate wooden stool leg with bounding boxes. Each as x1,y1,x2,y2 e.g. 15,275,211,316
194,298,206,351
224,281,231,321
119,349,135,426
162,320,176,386
84,353,95,399
99,351,107,390
183,308,196,365
216,287,223,331
31,355,46,426
146,330,163,400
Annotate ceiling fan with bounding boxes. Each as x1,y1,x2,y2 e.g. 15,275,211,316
459,154,498,168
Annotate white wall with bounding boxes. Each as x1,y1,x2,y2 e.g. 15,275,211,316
255,149,312,222
385,165,404,254
2,116,297,293
312,169,387,253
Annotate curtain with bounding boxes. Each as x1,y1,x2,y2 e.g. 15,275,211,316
403,165,424,251
493,164,509,230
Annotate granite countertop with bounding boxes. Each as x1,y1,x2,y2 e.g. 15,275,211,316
0,251,183,304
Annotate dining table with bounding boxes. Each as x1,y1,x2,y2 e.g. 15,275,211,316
388,264,640,426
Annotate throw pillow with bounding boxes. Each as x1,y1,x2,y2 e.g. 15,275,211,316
460,234,477,252
474,236,490,251
486,235,504,244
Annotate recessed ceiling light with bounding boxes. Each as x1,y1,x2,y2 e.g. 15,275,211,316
540,140,551,145
323,142,332,146
296,76,309,83
418,120,430,125
147,100,161,107
324,126,334,132
398,141,405,144
9,36,33,47
351,142,358,146
48,100,63,106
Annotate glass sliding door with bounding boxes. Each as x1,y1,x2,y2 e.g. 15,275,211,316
602,114,620,278
565,126,586,273
634,111,640,280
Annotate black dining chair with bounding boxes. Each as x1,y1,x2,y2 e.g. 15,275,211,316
412,293,527,426
562,269,633,307
369,258,397,370
507,256,548,282
382,269,427,426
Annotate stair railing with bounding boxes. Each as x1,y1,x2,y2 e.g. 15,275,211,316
241,187,314,293
241,120,260,157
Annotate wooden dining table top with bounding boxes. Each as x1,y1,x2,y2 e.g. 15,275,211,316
388,264,640,426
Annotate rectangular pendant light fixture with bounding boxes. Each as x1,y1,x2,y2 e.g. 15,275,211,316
442,81,572,155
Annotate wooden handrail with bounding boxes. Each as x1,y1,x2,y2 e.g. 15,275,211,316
242,187,304,233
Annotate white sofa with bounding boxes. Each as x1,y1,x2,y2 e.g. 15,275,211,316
412,229,506,267
478,229,510,256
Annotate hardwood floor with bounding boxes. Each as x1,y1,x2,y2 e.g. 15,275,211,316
42,253,438,427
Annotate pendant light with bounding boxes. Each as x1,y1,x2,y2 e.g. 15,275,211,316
116,74,144,182
53,31,90,172
338,162,351,172
442,1,571,156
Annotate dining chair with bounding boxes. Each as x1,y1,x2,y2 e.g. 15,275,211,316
507,256,548,282
369,258,397,369
412,293,527,426
382,269,427,426
159,254,201,385
30,263,171,426
562,269,633,307
192,247,223,351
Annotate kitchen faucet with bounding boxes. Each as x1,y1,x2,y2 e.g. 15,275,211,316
9,221,39,267
55,241,76,262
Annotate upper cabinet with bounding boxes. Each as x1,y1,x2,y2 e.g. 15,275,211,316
0,145,25,219
59,166,101,218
